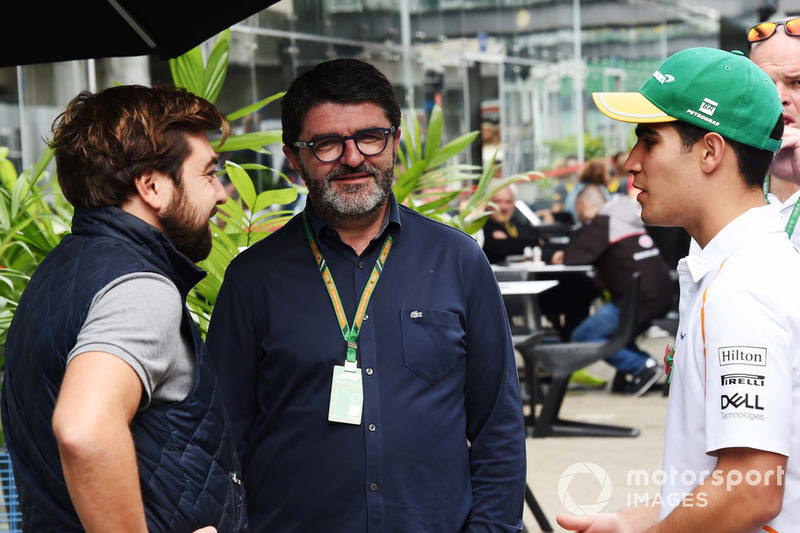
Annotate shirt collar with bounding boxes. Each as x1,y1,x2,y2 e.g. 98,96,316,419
303,192,402,243
767,188,800,212
683,203,784,282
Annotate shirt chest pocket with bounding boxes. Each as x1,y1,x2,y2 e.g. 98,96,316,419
400,308,466,385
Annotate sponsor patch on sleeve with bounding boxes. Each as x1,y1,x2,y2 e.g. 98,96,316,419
717,346,766,367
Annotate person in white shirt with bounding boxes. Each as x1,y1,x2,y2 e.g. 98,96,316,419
559,47,798,532
749,16,800,247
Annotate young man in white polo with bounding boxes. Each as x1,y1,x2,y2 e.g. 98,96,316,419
559,47,799,532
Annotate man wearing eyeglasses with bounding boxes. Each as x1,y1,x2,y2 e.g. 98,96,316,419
749,16,800,247
559,47,800,532
206,58,526,533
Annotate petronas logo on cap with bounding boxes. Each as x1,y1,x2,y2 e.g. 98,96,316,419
699,98,718,116
686,98,720,127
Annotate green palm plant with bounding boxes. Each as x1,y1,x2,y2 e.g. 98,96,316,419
0,147,72,445
0,147,72,349
394,104,538,235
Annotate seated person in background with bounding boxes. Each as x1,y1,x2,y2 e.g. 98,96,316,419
484,184,596,342
536,155,579,223
562,157,612,223
482,184,551,264
607,150,630,195
551,185,674,396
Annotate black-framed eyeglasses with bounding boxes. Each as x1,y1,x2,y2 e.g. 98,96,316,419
748,17,800,45
293,126,396,163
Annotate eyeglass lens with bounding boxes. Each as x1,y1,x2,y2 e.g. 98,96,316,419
748,18,800,42
313,128,390,162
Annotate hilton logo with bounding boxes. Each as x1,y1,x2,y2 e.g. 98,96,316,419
721,393,764,411
718,346,766,367
721,374,765,387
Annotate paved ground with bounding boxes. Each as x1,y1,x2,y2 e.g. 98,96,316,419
522,330,673,532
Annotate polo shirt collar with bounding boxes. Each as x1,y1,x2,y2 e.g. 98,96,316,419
303,191,402,243
683,203,783,283
767,188,800,212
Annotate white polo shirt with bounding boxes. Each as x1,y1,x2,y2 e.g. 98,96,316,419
767,189,800,248
660,204,800,531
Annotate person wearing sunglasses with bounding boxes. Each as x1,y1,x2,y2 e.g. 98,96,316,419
749,16,800,247
558,47,799,532
205,58,526,533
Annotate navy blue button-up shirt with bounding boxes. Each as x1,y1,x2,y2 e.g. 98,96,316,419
207,194,525,532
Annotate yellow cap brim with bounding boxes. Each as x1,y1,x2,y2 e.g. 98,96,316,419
592,92,677,123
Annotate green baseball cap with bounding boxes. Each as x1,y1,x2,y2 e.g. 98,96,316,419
593,47,782,152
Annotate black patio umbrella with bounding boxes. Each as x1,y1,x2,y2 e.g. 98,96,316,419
1,0,280,68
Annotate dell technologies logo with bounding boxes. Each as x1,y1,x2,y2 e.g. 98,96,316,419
721,393,764,411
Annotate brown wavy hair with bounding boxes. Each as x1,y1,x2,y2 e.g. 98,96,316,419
578,158,610,186
50,83,229,208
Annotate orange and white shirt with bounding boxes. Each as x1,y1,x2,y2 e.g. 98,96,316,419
660,204,800,531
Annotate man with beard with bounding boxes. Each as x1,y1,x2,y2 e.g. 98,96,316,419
206,58,526,532
0,84,246,532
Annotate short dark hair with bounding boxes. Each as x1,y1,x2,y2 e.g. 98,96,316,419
671,118,783,188
281,58,401,150
50,83,228,209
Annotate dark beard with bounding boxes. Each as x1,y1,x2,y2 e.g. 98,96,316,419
157,183,214,263
303,162,394,221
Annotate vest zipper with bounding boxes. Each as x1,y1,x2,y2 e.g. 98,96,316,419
230,471,244,527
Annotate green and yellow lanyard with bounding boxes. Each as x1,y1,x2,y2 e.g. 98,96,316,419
302,212,392,424
764,174,800,238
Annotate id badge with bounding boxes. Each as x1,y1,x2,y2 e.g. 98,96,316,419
328,364,363,425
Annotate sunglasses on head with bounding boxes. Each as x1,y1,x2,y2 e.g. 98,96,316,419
748,17,800,44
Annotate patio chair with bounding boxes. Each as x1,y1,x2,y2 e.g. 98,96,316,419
520,272,642,438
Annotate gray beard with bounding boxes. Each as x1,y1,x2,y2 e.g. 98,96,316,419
304,162,394,221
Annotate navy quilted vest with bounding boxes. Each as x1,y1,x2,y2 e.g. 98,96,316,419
0,206,247,532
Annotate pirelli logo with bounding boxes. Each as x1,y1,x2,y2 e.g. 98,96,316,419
721,374,765,387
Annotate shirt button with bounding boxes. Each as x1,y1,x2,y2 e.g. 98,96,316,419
368,424,376,432
365,368,373,375
369,483,378,492
363,314,369,321
357,261,364,269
